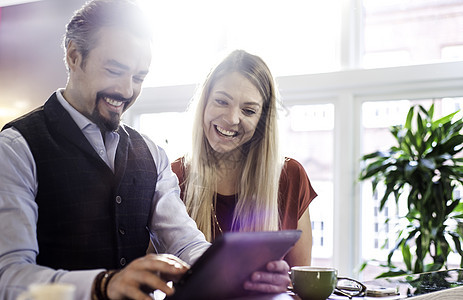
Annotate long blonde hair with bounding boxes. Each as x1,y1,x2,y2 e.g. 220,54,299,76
184,50,283,241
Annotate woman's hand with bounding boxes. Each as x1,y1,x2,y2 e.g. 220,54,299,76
243,260,291,294
105,254,190,300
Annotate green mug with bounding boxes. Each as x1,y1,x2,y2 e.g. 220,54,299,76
290,266,337,300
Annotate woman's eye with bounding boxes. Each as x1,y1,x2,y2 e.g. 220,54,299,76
243,108,256,115
215,99,227,105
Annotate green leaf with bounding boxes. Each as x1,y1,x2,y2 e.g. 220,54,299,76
361,161,394,180
448,232,463,257
358,261,369,272
405,106,414,129
361,151,388,160
416,113,424,153
432,111,459,129
405,162,418,178
428,103,435,119
419,158,436,171
402,243,412,271
376,269,408,279
441,135,463,155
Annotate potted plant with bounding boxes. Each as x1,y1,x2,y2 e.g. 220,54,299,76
359,103,463,277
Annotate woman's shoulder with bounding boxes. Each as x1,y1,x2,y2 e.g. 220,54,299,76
171,156,186,181
171,156,184,167
282,157,307,175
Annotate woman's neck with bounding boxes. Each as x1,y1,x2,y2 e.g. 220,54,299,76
215,152,243,196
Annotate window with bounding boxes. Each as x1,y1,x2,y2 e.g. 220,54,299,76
139,112,192,162
138,0,342,87
127,0,463,280
362,0,463,68
279,104,335,265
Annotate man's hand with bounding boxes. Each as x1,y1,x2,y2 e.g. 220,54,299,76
105,254,190,300
243,260,291,294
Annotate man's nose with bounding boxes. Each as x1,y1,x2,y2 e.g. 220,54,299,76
115,76,134,99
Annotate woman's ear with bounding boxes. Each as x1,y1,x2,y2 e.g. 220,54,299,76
66,41,82,71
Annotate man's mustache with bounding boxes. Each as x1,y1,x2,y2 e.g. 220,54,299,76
97,92,132,103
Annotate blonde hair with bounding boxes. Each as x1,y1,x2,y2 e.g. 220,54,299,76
184,50,283,241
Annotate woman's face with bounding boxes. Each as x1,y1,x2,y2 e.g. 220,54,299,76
203,72,264,155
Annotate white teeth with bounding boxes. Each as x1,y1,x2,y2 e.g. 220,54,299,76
104,97,124,107
216,125,236,137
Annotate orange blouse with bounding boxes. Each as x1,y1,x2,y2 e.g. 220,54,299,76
171,157,317,239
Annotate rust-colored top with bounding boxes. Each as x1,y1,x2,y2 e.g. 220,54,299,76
171,157,317,239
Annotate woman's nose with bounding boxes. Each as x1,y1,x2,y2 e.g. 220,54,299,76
223,107,240,125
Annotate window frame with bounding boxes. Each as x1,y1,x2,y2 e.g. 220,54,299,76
125,0,463,278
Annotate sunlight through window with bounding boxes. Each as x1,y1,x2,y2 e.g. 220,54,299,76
138,0,341,87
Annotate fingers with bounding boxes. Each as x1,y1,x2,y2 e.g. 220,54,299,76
106,254,189,300
156,255,190,282
243,260,291,294
266,260,290,274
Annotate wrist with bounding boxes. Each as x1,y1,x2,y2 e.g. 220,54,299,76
91,270,119,300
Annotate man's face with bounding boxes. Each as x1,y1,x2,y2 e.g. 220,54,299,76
66,27,151,131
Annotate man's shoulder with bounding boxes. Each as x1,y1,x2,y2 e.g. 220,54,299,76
2,106,45,131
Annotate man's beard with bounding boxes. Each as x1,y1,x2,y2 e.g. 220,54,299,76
90,93,129,132
91,109,121,132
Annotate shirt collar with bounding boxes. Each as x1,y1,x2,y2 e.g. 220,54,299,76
55,88,95,131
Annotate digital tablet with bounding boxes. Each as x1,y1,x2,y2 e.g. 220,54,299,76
166,230,301,300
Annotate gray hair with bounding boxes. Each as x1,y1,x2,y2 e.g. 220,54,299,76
63,0,152,70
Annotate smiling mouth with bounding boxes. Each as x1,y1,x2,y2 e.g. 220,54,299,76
215,125,238,137
103,96,125,108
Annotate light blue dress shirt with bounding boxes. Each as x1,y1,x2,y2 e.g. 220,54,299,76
0,90,210,300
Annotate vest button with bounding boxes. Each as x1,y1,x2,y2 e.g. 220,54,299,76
120,257,126,266
115,196,122,204
119,228,126,235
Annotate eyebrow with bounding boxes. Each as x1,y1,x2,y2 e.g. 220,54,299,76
215,91,262,107
106,59,129,70
216,91,233,100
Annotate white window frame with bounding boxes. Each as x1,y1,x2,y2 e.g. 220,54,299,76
125,0,463,278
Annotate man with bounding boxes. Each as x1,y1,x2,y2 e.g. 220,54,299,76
0,0,290,299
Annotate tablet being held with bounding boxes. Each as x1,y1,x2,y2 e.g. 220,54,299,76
168,230,301,300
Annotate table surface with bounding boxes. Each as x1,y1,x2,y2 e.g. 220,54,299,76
153,269,463,300
230,269,463,300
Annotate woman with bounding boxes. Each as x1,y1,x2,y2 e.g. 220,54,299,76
173,50,317,267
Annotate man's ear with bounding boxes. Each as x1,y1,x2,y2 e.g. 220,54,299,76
66,41,83,71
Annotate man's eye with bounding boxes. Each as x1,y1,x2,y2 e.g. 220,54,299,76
133,76,145,84
106,69,122,76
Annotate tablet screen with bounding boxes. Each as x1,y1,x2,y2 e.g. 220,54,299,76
167,230,301,300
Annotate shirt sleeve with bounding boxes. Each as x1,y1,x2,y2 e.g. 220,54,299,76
142,135,210,265
0,127,101,300
279,158,318,230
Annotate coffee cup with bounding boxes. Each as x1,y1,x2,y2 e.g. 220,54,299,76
16,283,75,300
290,266,337,300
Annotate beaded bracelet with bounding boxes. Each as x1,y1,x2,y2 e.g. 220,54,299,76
91,271,106,300
91,270,120,300
102,270,119,299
